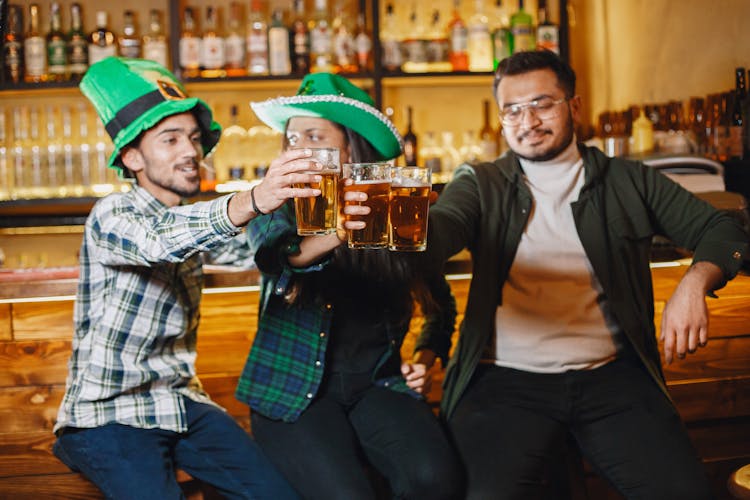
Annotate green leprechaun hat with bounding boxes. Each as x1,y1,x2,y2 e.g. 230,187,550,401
80,57,221,175
250,73,403,161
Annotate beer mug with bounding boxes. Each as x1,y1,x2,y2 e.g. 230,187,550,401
388,166,431,252
293,147,341,236
343,162,392,249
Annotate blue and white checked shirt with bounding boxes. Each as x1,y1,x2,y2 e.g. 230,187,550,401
55,186,253,433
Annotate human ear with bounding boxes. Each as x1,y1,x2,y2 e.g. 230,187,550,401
121,147,144,173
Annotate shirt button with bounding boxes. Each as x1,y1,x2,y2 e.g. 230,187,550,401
306,393,313,399
733,251,742,260
315,360,321,367
390,340,396,345
384,381,390,387
276,287,283,293
325,303,332,310
320,332,326,338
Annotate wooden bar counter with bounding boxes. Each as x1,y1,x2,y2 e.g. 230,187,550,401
0,261,748,499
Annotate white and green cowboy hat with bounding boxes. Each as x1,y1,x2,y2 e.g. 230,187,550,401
251,72,403,161
80,57,221,175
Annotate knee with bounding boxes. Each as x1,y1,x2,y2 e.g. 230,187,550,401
396,459,465,500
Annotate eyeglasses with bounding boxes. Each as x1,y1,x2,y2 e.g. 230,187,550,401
499,97,569,126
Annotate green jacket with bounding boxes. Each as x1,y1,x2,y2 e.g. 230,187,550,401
427,144,749,420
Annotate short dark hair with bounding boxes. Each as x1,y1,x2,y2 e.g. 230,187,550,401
493,50,576,99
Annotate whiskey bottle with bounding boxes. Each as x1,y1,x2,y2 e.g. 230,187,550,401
479,99,498,161
448,0,468,72
67,3,88,80
179,7,202,78
403,106,418,166
24,4,46,83
332,0,356,74
118,10,142,59
491,0,511,69
224,2,246,76
143,9,169,68
380,2,402,72
290,0,310,76
353,12,372,72
510,0,535,53
3,5,24,84
200,6,226,77
88,11,116,66
309,0,333,73
46,2,67,81
536,0,560,55
729,67,746,160
268,9,291,76
246,0,269,75
467,0,493,72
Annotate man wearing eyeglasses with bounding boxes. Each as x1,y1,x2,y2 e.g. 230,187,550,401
421,50,748,499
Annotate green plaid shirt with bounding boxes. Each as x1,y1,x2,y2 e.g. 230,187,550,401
235,201,457,422
55,187,252,433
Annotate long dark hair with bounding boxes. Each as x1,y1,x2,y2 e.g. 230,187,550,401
282,121,439,314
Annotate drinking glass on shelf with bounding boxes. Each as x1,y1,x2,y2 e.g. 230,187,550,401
388,166,431,252
292,147,340,236
342,162,391,249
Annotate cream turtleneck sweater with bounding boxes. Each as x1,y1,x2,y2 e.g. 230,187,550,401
491,139,623,373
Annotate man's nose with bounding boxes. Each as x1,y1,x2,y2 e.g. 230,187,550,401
518,107,542,129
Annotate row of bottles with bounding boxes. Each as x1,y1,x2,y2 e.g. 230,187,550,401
400,99,507,182
595,67,750,163
0,104,127,201
177,0,372,79
3,2,168,84
382,0,559,74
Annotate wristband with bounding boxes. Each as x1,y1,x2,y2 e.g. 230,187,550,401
250,185,266,215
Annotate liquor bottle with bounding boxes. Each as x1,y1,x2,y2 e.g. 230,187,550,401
67,3,88,80
224,2,246,77
491,0,511,69
24,4,46,83
332,0,356,74
380,2,402,73
179,7,201,78
729,67,746,160
420,131,443,175
45,106,62,196
268,9,291,76
479,99,498,161
425,9,451,73
143,9,169,68
510,0,535,53
246,0,269,75
353,12,372,73
536,0,559,54
401,3,427,73
403,106,418,166
448,0,469,72
200,6,226,77
88,11,116,66
46,2,67,81
3,5,24,84
467,0,493,72
310,0,333,73
0,107,9,199
118,10,142,59
289,0,310,76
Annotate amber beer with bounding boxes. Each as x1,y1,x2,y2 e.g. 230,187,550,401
389,166,431,251
293,148,340,235
343,162,391,248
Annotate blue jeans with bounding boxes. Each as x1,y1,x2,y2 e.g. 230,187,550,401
449,358,713,500
53,397,300,500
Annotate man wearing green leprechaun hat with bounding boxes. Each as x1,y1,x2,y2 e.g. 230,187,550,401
51,57,318,499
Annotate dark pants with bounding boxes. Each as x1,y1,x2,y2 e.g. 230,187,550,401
53,397,300,500
251,372,464,500
449,359,713,500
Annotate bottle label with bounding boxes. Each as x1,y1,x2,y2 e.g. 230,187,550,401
729,126,744,158
68,37,89,74
537,26,560,54
310,27,333,55
382,40,402,70
512,26,535,52
468,32,493,71
89,44,117,66
294,31,310,54
269,29,291,75
355,33,372,59
48,39,67,74
247,32,268,54
225,34,245,67
179,37,202,68
119,40,142,59
201,38,226,69
143,41,168,67
450,26,468,53
4,41,23,77
24,37,46,77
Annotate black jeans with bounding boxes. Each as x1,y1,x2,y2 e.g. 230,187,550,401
251,372,464,500
449,359,713,500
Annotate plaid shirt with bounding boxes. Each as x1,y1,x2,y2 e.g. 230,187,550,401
235,201,457,423
55,186,253,434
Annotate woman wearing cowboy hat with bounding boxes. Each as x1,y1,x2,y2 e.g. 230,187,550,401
235,73,464,499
